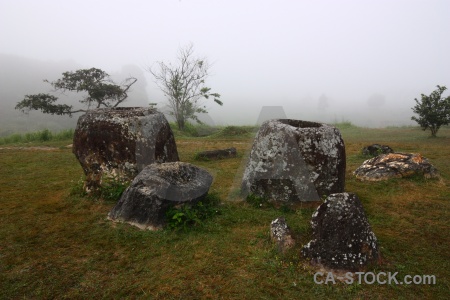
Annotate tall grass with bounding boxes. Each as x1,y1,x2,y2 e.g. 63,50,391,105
0,128,74,145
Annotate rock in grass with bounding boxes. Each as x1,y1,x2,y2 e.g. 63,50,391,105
195,147,237,160
108,162,213,230
302,193,379,271
353,152,439,181
241,119,346,204
270,217,295,253
73,107,179,192
362,144,393,157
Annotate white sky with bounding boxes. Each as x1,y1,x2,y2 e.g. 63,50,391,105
1,0,449,126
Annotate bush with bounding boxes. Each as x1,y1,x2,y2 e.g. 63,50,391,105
39,129,52,141
70,175,129,202
100,177,130,201
166,192,221,231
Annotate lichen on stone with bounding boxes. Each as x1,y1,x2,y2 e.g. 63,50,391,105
241,119,346,205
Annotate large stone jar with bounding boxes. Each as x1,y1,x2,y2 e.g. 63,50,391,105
73,107,179,192
241,119,345,205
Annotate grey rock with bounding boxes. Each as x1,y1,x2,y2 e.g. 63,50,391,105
302,192,379,271
73,107,179,192
108,162,213,230
241,119,346,204
353,152,439,181
196,147,237,160
362,144,394,157
270,217,295,253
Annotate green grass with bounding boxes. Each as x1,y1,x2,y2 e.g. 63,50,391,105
0,125,449,299
0,128,74,146
169,122,258,140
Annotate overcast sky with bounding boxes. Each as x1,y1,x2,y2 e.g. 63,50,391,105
1,0,449,127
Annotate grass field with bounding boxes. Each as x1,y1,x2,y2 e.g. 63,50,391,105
0,125,449,299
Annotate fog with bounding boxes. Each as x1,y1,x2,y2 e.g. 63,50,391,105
1,0,449,131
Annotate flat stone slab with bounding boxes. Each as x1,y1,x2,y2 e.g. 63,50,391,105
196,147,237,160
108,162,213,230
353,152,439,181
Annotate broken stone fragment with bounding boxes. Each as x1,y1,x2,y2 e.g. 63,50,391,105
302,192,379,271
241,119,346,205
270,217,295,253
108,162,213,230
353,152,439,181
72,107,179,192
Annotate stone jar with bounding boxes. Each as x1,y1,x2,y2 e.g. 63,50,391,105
241,119,345,205
73,107,179,192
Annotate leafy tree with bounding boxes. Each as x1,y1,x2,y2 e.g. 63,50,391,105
411,85,450,137
148,44,222,130
15,68,137,117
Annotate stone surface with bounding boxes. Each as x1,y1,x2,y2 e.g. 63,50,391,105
270,217,295,253
302,193,379,271
362,144,394,157
241,119,346,204
353,152,439,181
73,107,179,192
108,162,213,230
196,147,237,160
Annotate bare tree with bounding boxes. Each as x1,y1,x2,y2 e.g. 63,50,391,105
148,44,222,130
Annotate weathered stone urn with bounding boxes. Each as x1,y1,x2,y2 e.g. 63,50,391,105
241,119,346,205
73,107,179,192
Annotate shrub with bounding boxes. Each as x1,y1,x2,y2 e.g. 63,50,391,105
38,129,52,141
100,177,130,201
166,192,221,231
69,175,129,202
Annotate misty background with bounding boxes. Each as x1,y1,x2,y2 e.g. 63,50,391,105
1,0,449,135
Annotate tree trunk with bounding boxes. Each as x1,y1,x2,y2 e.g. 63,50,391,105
430,126,438,137
177,116,185,131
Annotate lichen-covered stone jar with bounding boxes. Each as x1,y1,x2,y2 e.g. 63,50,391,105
73,107,179,192
241,119,345,205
